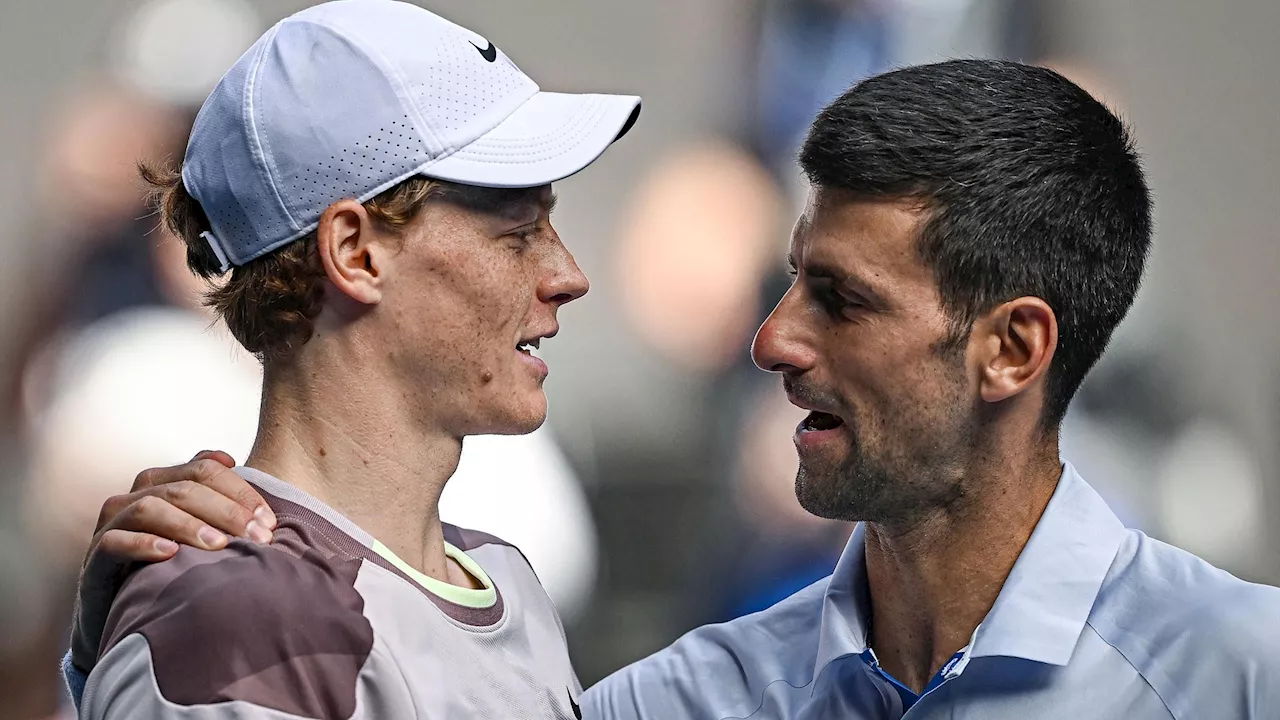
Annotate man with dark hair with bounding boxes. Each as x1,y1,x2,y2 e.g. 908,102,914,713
799,60,1151,428
68,60,1278,718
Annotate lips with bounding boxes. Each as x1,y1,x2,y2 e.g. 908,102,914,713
783,384,846,432
784,383,848,449
799,411,845,432
517,326,558,354
793,410,847,451
516,327,556,380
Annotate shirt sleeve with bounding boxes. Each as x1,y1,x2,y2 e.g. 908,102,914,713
583,580,832,720
79,540,413,719
581,629,762,720
582,660,683,720
82,632,415,720
61,650,88,713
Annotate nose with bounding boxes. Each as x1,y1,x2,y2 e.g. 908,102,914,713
751,286,816,374
540,235,590,307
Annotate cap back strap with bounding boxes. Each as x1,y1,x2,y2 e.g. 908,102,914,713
200,231,232,274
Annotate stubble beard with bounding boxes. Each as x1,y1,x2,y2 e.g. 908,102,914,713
794,383,976,526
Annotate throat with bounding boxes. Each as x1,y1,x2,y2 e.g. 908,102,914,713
247,388,467,588
867,612,969,695
858,447,1066,695
447,555,486,590
860,521,1021,693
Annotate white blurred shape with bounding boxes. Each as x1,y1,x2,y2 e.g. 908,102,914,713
26,307,597,617
442,430,599,622
26,308,262,563
1156,421,1264,568
111,0,262,106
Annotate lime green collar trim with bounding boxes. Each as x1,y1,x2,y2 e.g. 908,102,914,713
371,540,497,609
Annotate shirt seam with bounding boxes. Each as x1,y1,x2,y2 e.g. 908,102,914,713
243,22,300,234
717,677,818,720
1083,620,1176,720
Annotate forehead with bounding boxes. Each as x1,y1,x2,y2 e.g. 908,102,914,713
793,187,935,294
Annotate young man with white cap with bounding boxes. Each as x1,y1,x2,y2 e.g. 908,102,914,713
73,1,638,717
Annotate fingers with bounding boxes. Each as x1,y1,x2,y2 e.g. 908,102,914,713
94,492,137,537
94,528,181,564
115,479,282,552
73,451,245,673
180,461,276,534
86,454,275,576
130,451,235,494
191,449,236,468
124,492,238,550
127,456,275,537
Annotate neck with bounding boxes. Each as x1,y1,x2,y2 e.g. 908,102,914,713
863,436,1062,693
245,352,462,585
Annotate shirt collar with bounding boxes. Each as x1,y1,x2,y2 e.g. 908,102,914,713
967,462,1126,664
812,522,873,679
812,462,1127,678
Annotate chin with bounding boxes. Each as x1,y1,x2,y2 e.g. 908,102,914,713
794,453,880,523
502,412,547,435
489,393,548,435
794,465,848,521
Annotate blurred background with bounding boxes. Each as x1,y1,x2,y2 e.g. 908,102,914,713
1,0,1278,717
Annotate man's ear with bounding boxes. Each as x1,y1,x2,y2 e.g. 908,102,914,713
974,297,1058,404
316,199,389,305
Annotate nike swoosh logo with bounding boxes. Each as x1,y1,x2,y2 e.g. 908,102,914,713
470,40,497,63
568,689,582,719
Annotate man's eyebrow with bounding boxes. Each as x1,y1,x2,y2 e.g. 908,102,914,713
795,256,889,306
542,191,559,215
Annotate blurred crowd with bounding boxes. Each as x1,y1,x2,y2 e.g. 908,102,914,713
1,0,1278,718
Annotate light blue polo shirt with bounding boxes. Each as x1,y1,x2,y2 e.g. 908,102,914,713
584,463,1280,719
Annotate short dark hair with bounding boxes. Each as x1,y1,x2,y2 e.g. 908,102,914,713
800,59,1152,425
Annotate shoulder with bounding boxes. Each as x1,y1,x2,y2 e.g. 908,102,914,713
444,522,520,554
443,522,539,583
95,536,374,715
585,578,829,720
1089,530,1280,718
651,573,828,670
1094,529,1280,650
440,521,560,619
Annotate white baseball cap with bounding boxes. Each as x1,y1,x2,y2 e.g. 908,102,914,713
182,0,641,271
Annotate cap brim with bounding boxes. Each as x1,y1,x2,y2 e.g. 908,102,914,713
421,91,641,189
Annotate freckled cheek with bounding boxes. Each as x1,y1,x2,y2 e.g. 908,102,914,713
403,247,543,359
453,279,543,362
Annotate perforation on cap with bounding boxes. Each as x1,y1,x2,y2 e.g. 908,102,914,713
400,32,535,151
286,115,430,217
